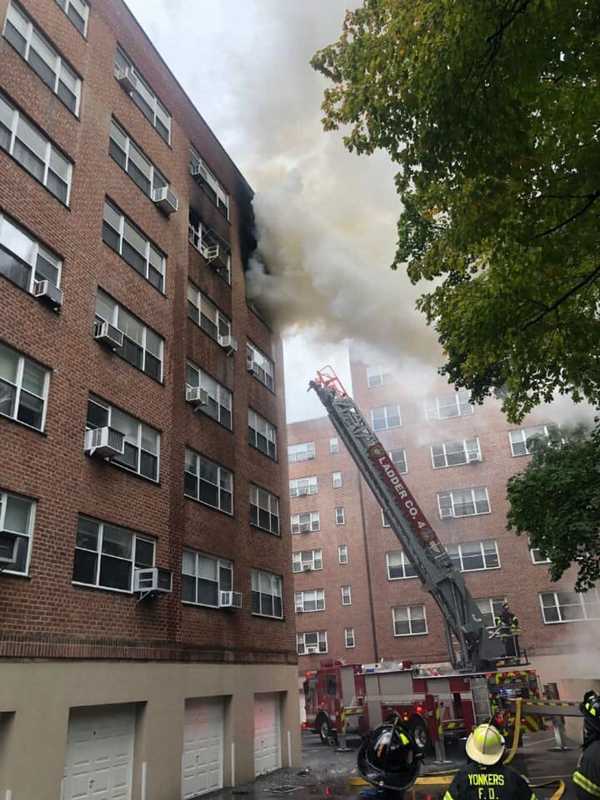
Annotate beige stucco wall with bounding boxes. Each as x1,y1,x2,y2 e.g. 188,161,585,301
0,660,301,800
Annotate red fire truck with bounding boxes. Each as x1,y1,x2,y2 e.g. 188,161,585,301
303,659,542,749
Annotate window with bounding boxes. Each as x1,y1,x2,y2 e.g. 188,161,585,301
540,590,600,624
250,484,280,535
189,146,230,219
446,540,500,572
114,47,171,143
0,212,61,295
475,597,507,629
0,489,35,575
184,448,233,515
338,544,349,564
291,511,320,534
437,487,490,518
389,448,408,474
295,589,325,613
186,362,232,429
247,341,275,391
367,365,393,388
332,471,343,489
289,476,318,497
109,119,169,199
297,631,327,655
95,290,163,381
509,425,549,457
86,396,160,481
187,282,232,343
292,549,323,573
73,515,154,592
0,343,49,431
371,404,402,431
386,551,417,580
102,200,165,291
182,550,232,608
341,585,352,606
0,90,72,203
335,506,345,525
248,409,277,460
393,605,428,636
4,2,82,114
55,0,88,36
188,207,231,284
288,442,315,463
329,437,339,454
252,569,283,618
530,544,550,564
432,438,481,468
426,390,473,421
344,627,355,648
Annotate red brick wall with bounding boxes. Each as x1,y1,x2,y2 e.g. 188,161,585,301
0,0,295,663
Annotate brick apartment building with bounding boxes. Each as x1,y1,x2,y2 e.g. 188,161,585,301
288,355,600,697
0,1,300,796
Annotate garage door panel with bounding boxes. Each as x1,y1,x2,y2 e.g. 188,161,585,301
254,694,281,777
182,698,224,799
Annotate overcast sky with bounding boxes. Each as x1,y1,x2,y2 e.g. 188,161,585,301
126,0,441,421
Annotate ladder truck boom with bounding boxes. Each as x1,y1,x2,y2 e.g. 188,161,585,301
309,367,505,672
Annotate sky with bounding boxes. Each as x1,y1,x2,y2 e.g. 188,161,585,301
125,0,443,422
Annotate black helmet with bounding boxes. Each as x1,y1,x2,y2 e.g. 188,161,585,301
581,690,600,737
357,721,422,791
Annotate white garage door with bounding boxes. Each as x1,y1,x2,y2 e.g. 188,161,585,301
182,698,224,799
254,694,281,777
63,704,135,800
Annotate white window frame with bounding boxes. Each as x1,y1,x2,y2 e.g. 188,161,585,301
288,441,316,463
292,549,323,573
0,90,72,204
291,511,320,534
0,343,50,432
0,211,62,294
251,569,283,619
247,341,275,391
370,403,402,431
344,627,355,648
186,361,232,429
392,604,428,637
187,281,231,342
4,2,82,115
295,588,325,613
335,506,345,525
341,585,352,606
0,489,35,576
109,118,169,198
540,589,600,624
426,390,473,421
182,549,233,609
475,596,507,629
249,484,280,536
389,448,408,474
437,487,491,518
184,448,233,515
297,630,328,655
189,146,230,219
431,438,481,469
338,544,348,564
248,408,278,461
530,545,551,565
54,0,89,37
329,437,339,454
386,551,417,581
509,425,549,457
114,47,171,143
188,209,231,285
102,200,165,291
381,509,391,528
446,539,500,572
289,476,318,497
332,471,343,489
367,365,393,388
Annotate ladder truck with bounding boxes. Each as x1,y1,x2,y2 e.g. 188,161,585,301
309,366,507,672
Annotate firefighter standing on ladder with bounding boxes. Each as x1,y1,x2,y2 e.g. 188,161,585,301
493,602,521,659
573,690,600,799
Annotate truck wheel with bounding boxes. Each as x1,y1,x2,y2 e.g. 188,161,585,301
318,715,332,744
409,718,429,752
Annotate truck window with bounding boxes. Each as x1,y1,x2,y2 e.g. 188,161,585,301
326,675,337,696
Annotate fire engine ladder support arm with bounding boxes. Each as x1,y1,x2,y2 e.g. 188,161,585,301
309,372,505,671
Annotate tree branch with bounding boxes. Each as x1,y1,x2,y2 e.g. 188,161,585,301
523,263,600,330
531,191,600,240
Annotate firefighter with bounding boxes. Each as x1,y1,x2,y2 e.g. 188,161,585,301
494,602,521,659
357,715,423,798
573,689,600,799
443,724,536,800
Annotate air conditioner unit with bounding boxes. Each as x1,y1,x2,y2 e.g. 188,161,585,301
133,567,173,594
297,488,309,497
296,607,304,614
467,453,482,463
302,564,312,572
84,426,125,459
186,385,210,409
115,66,139,93
152,186,179,215
33,280,63,311
0,531,18,567
94,320,124,350
247,355,258,375
218,334,238,356
439,508,454,519
299,525,311,534
190,161,209,182
219,590,242,609
306,646,318,654
199,241,219,262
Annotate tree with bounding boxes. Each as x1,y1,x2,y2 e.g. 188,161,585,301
506,422,600,591
311,0,600,423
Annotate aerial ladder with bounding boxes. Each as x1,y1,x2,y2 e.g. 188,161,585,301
309,367,507,672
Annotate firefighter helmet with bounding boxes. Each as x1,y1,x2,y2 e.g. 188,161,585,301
465,724,505,765
357,720,422,791
581,690,600,735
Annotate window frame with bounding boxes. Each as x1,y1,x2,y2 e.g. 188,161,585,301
185,361,232,430
530,545,551,565
389,448,408,474
109,118,170,200
329,437,339,455
381,509,391,528
188,207,231,284
184,448,233,515
344,627,356,648
446,539,500,573
509,425,549,457
475,596,507,629
332,471,343,489
539,589,600,624
426,390,473,421
367,365,393,388
340,585,352,606
292,549,323,573
181,549,233,609
370,403,402,432
249,483,280,536
335,506,345,525
187,281,231,343
437,487,491,518
338,544,349,564
392,604,428,637
290,511,320,534
431,438,481,469
0,342,50,432
247,341,275,391
289,476,318,497
54,0,89,37
297,630,327,655
0,211,62,294
251,568,283,619
295,588,326,613
288,441,316,463
0,489,35,577
248,408,278,461
114,46,171,144
189,145,230,219
386,550,417,581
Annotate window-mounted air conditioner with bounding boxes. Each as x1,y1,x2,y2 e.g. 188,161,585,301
34,279,63,310
439,507,454,519
247,355,258,375
134,567,173,594
218,334,238,356
84,426,125,459
115,66,139,93
94,320,124,350
299,524,310,534
152,187,179,215
297,487,309,497
306,646,318,654
190,160,209,182
199,241,219,262
296,607,304,614
186,385,209,409
302,564,312,572
0,531,18,568
467,452,482,464
219,590,242,609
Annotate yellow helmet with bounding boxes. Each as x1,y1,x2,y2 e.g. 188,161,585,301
465,724,505,765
